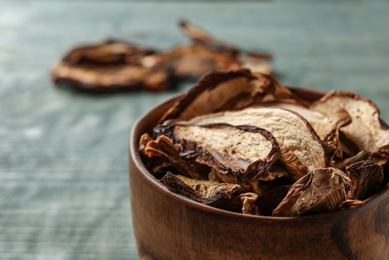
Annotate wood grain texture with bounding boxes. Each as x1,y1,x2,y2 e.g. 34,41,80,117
1,1,389,259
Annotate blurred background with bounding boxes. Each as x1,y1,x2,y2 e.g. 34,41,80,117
1,0,389,259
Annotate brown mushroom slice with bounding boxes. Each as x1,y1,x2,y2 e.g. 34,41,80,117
178,21,272,75
61,39,156,64
239,192,261,215
264,103,352,148
176,107,331,181
164,123,280,183
160,172,242,208
159,69,308,123
310,91,389,162
272,168,351,217
139,133,209,180
179,20,240,56
264,102,328,134
346,160,384,200
332,151,370,169
51,40,172,92
159,70,256,122
159,43,242,79
321,109,352,160
179,21,272,59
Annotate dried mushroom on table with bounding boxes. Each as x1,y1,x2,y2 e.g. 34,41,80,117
51,21,271,93
139,69,389,216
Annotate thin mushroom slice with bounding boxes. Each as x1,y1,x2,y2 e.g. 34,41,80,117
272,168,351,217
174,107,332,181
159,43,243,79
51,40,172,92
162,123,280,183
332,151,370,170
139,133,209,180
158,69,308,124
264,102,329,136
239,192,261,215
321,109,352,160
345,160,384,200
179,20,240,56
178,21,272,75
310,90,389,163
161,172,242,208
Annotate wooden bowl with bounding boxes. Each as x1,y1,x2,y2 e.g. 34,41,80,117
129,89,389,260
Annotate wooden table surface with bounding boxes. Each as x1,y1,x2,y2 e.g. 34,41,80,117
1,1,388,259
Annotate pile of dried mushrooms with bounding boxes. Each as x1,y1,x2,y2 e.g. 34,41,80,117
139,69,389,217
51,21,271,93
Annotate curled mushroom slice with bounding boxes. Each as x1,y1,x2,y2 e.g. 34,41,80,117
161,172,242,208
332,151,370,170
264,102,329,134
174,107,331,181
321,109,352,160
176,21,272,75
239,192,261,215
272,168,351,217
310,90,389,163
160,43,242,79
162,123,280,183
51,40,172,92
159,69,308,123
179,20,240,56
139,133,209,180
346,160,384,200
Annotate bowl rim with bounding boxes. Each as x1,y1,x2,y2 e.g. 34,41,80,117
129,91,389,222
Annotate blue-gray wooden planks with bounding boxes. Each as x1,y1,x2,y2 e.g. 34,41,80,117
0,1,388,259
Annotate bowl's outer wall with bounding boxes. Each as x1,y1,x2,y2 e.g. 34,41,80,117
129,91,389,260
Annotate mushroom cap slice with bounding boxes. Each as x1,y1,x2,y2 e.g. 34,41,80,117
159,69,309,123
346,160,384,200
310,91,389,162
139,133,209,180
163,123,280,183
174,107,331,181
159,43,242,78
264,103,353,154
178,20,272,72
239,192,261,215
272,167,351,216
51,40,171,92
161,172,242,207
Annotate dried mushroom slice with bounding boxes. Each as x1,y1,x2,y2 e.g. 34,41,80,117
310,91,389,163
176,107,331,181
179,20,240,56
51,40,172,92
321,109,352,161
158,69,307,123
176,21,272,75
163,123,280,183
159,44,242,79
61,39,156,64
139,133,209,180
158,69,256,122
346,160,384,200
239,192,261,215
272,168,351,216
332,151,370,170
264,102,329,135
161,172,242,208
